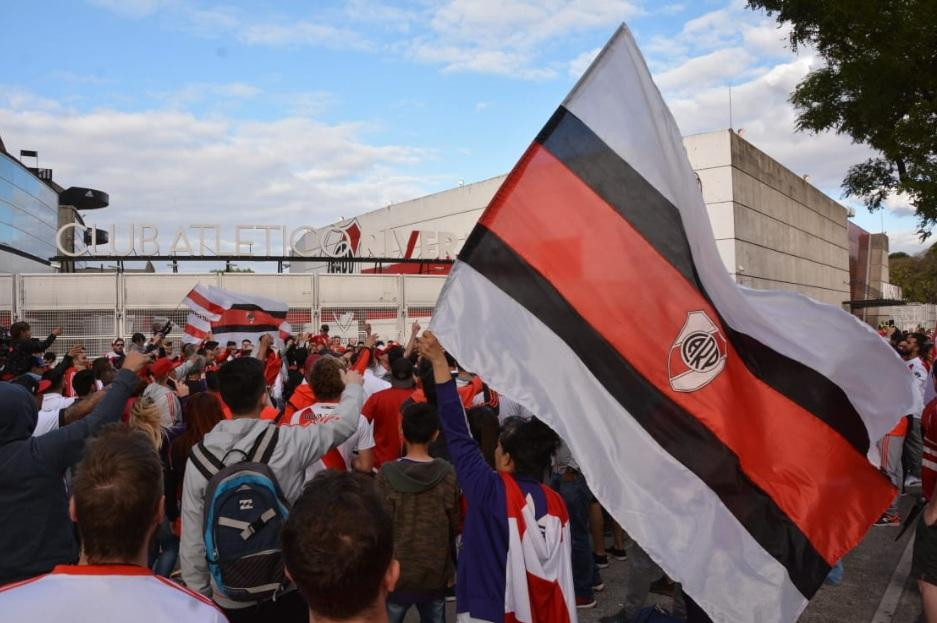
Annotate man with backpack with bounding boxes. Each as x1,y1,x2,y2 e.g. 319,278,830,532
179,354,365,623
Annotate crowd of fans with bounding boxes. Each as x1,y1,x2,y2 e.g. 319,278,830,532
0,316,934,622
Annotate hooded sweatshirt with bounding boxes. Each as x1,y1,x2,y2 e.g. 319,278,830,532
377,457,459,599
435,380,576,623
0,369,137,586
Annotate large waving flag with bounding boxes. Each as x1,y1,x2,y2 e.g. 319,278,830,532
430,25,920,623
182,284,292,347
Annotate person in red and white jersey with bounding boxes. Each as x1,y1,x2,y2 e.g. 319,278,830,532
288,356,375,482
311,324,330,351
0,425,225,622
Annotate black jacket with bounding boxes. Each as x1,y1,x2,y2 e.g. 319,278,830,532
0,368,136,586
4,333,57,377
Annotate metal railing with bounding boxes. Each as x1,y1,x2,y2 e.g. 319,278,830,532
7,272,446,357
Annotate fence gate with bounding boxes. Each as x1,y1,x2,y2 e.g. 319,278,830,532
9,272,448,358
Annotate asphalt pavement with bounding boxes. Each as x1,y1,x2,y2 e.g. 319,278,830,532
411,492,925,622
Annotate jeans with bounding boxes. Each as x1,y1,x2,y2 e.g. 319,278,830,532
551,472,599,600
386,598,445,623
150,518,179,577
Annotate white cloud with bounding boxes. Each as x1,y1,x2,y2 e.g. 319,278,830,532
0,96,429,238
887,229,930,256
654,47,753,93
884,192,916,218
402,0,640,79
568,47,601,78
239,21,372,51
475,101,492,112
661,3,686,15
157,82,263,108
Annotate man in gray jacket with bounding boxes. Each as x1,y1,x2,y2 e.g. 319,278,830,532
180,347,364,623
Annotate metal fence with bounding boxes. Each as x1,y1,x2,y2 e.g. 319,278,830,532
7,272,446,357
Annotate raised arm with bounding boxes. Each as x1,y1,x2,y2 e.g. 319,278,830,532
420,331,500,505
36,350,150,473
404,320,421,359
27,328,61,354
289,371,364,468
60,386,108,425
353,331,378,374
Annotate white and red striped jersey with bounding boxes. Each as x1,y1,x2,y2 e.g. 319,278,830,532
288,403,374,481
0,564,226,622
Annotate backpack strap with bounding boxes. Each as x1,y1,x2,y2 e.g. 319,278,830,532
189,441,225,480
247,424,280,464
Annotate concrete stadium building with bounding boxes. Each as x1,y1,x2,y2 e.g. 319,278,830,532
293,129,895,312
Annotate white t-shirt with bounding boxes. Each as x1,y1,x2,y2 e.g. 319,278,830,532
289,403,374,481
0,564,226,622
33,393,77,437
908,356,928,417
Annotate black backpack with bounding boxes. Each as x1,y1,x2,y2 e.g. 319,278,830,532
188,424,290,602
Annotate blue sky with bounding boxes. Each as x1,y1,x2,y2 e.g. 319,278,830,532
0,0,926,270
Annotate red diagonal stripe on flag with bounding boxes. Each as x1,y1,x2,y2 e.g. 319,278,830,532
478,143,893,564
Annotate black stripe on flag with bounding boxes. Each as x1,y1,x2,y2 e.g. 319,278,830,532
229,304,288,319
535,107,870,455
212,324,281,334
460,225,830,597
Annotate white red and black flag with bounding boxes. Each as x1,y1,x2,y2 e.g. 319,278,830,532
182,284,227,322
182,312,211,344
181,284,292,347
430,25,920,623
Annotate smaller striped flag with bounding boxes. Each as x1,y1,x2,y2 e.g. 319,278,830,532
182,284,227,322
180,284,292,348
183,313,211,344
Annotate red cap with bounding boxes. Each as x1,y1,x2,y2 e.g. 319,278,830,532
149,357,180,378
37,379,53,395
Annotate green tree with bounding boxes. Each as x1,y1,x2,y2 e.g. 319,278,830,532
748,1,937,237
889,248,937,303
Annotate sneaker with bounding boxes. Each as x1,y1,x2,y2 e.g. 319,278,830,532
874,513,901,527
444,586,456,602
607,546,628,561
593,553,609,568
576,596,597,609
906,476,922,488
593,572,605,592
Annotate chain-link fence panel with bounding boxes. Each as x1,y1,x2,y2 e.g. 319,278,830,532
17,308,118,358
318,306,403,345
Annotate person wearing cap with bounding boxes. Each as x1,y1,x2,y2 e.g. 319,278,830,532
362,357,418,468
0,350,149,587
27,355,50,380
142,358,184,428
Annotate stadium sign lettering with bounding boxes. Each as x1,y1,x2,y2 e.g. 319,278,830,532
55,223,458,260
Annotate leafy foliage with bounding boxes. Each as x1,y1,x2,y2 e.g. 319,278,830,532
748,1,937,237
889,247,937,303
